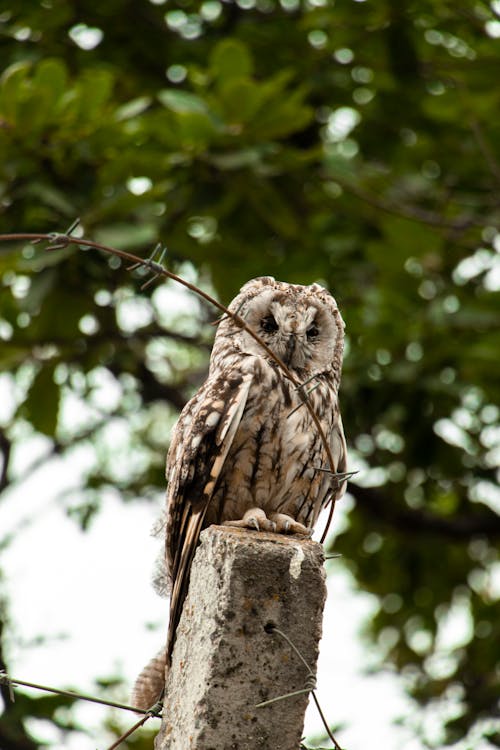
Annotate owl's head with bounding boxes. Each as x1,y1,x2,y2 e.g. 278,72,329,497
214,276,345,382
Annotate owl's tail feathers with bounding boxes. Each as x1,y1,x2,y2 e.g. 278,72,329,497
130,647,167,712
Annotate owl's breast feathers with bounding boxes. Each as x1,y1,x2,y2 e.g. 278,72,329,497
206,357,345,530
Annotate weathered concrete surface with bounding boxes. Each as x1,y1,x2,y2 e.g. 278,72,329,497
156,525,326,750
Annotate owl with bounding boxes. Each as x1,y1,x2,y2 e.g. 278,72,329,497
132,276,347,710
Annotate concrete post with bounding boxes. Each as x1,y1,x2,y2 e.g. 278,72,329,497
155,525,326,750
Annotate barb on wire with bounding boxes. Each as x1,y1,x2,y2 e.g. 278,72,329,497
318,471,358,547
210,299,246,327
287,382,322,419
127,242,168,290
293,373,320,391
0,670,15,702
315,469,358,483
256,624,344,750
0,671,155,716
210,313,230,326
31,217,81,251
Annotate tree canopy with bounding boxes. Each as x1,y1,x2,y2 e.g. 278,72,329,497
0,1,499,748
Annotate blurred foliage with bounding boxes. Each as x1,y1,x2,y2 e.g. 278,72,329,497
0,0,499,748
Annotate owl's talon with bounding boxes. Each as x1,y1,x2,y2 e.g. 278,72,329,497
269,513,310,535
223,507,276,532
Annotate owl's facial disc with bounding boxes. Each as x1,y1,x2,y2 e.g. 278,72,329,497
262,301,321,369
237,292,333,372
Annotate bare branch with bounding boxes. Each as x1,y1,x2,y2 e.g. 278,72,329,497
329,179,479,231
350,484,500,540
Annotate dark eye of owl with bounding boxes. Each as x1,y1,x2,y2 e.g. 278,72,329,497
261,315,279,333
307,323,319,339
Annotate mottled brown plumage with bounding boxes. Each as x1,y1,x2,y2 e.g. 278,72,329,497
132,276,347,710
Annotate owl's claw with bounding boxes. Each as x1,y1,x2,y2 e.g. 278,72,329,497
223,509,310,536
223,507,276,533
269,513,311,536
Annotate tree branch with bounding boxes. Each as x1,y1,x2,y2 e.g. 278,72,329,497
331,178,479,231
349,483,500,540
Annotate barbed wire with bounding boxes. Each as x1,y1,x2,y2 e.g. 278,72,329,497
0,671,160,750
1,617,346,750
0,671,155,715
106,698,164,750
257,624,345,750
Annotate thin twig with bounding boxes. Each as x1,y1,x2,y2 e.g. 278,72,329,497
331,179,478,231
468,116,500,186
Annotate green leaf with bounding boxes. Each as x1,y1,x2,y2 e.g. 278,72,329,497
246,179,299,237
174,111,218,148
15,90,53,135
94,222,158,250
22,363,60,437
380,216,443,257
158,89,209,115
217,78,263,124
0,60,67,135
75,68,114,122
208,147,263,170
157,91,219,146
24,182,78,217
21,269,57,315
0,343,31,369
32,58,68,110
114,95,152,121
210,39,254,82
253,99,312,139
0,61,31,123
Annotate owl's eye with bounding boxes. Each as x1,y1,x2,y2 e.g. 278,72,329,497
261,315,279,333
307,324,319,339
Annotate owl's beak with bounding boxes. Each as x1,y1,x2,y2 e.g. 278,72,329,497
283,334,296,366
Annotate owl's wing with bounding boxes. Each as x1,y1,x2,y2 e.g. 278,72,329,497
164,370,253,661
